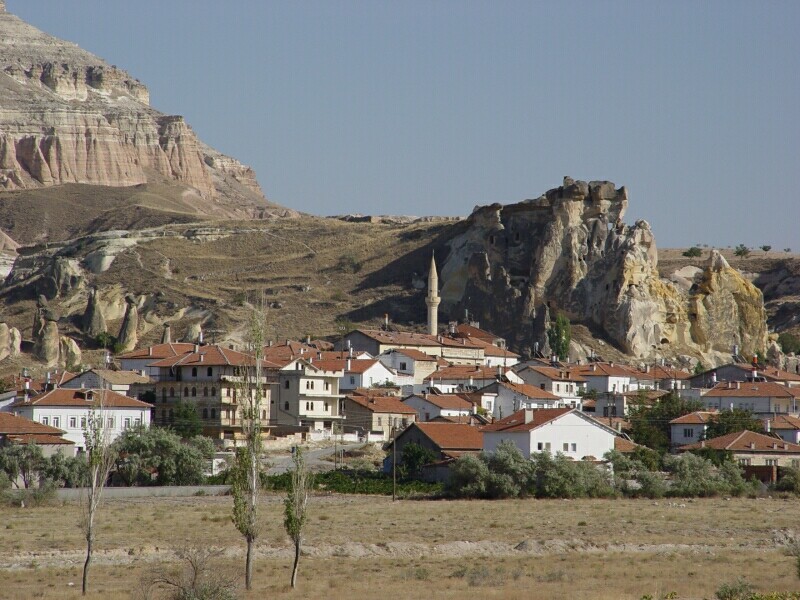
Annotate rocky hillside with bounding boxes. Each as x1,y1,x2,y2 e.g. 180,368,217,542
0,2,293,226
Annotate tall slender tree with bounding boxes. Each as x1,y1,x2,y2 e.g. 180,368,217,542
80,388,117,596
284,446,311,589
231,310,267,590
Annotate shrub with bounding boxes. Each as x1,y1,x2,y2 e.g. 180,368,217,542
682,246,702,258
778,333,800,355
715,577,754,600
734,244,751,258
761,245,772,252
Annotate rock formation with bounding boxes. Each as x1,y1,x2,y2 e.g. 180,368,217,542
0,5,292,219
0,321,21,361
439,178,768,365
82,288,106,338
161,324,172,344
32,295,60,366
59,336,82,368
117,296,138,352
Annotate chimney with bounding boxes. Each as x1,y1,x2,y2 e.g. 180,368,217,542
194,344,200,353
199,354,204,363
306,335,311,344
591,364,597,372
524,409,534,424
749,441,756,449
711,372,717,384
736,382,741,390
766,419,771,432
317,352,322,360
701,440,706,448
148,347,153,357
384,314,389,329
348,346,354,358
286,339,291,346
645,365,650,373
449,322,456,335
346,359,352,371
268,340,273,347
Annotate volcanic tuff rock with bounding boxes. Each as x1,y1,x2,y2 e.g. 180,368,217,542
439,178,768,364
0,4,291,219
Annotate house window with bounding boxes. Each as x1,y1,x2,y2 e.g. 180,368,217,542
400,362,407,371
107,418,115,428
571,443,577,452
192,367,198,377
284,401,289,411
211,409,216,419
792,460,800,469
134,418,141,426
683,428,695,438
191,387,197,397
540,383,546,390
285,380,290,389
124,417,131,429
41,416,49,425
169,409,174,421
184,387,189,397
766,459,779,466
261,410,266,420
738,458,751,466
545,442,551,451
204,387,209,397
350,376,355,385
69,416,77,428
207,367,213,377
324,402,329,411
556,384,561,393
52,417,60,428
563,443,569,452
162,389,167,401
170,387,175,398
211,387,216,397
377,417,382,426
161,409,166,420
203,408,209,419
324,382,330,391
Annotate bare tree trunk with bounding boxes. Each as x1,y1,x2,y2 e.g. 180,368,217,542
82,536,92,595
245,536,253,590
291,538,301,589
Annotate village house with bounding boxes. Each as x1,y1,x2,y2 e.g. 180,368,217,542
699,381,800,418
0,412,74,456
642,364,692,391
515,365,587,406
477,380,564,420
689,363,800,389
594,389,669,418
117,343,196,380
421,364,523,394
679,430,800,482
669,411,718,449
403,392,474,422
311,358,398,391
342,391,417,440
5,388,152,453
767,415,800,445
378,348,439,385
338,329,488,366
62,368,152,399
383,421,483,473
148,344,278,446
274,359,345,431
575,362,644,394
481,408,624,461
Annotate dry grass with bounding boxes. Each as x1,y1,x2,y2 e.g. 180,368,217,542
1,494,799,599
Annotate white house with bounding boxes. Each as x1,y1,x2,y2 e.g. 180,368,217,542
477,380,564,420
117,343,195,381
515,365,586,406
769,415,800,445
7,388,153,453
312,358,398,391
62,369,152,398
575,362,643,394
403,392,474,422
378,348,439,385
700,381,800,417
421,365,523,395
274,359,345,430
481,408,623,460
669,411,717,449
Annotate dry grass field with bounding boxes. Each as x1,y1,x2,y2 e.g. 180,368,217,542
2,493,799,599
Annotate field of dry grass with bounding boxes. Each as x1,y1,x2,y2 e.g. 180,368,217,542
2,493,799,599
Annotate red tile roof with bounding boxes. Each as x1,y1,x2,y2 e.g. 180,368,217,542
384,348,438,362
353,329,443,347
148,345,281,369
425,365,514,382
10,388,153,409
412,422,483,451
575,362,643,379
520,365,587,382
733,363,800,383
406,393,474,411
117,343,195,360
646,365,692,380
481,408,573,433
680,430,800,453
310,359,383,374
704,381,800,398
7,433,73,445
495,381,561,401
614,437,640,453
346,395,417,415
0,412,67,435
670,411,718,425
768,415,800,431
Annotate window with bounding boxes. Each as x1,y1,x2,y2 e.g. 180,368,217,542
571,443,577,452
162,389,167,401
184,387,189,397
540,383,546,390
69,416,77,428
766,459,779,466
204,387,208,397
261,409,266,420
52,417,60,428
203,408,208,419
349,376,355,385
211,408,216,419
161,409,166,420
545,442,551,451
563,443,569,452
211,387,216,397
107,418,115,428
377,417,382,426
324,402,329,411
134,418,141,427
191,387,197,397
169,409,174,421
738,458,751,466
400,362,407,371
284,401,289,411
285,380,290,389
124,417,131,429
324,382,330,391
683,428,695,438
170,387,175,398
42,416,49,425
192,367,198,377
793,460,800,469
207,367,212,377
556,384,561,393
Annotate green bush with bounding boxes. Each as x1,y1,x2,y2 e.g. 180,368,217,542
682,246,702,257
715,577,754,600
734,244,751,258
778,333,800,355
262,469,440,497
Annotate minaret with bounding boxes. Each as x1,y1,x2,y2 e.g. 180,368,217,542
426,253,441,336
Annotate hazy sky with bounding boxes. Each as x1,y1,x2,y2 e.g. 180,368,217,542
10,1,800,249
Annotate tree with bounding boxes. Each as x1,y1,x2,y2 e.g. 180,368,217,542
399,442,437,479
44,452,88,488
0,443,45,489
734,244,751,258
81,390,118,596
171,401,202,438
705,409,764,439
284,446,312,589
682,247,702,258
141,547,237,600
547,313,571,361
760,245,772,252
628,391,703,454
231,309,268,590
693,361,706,376
114,426,213,486
778,333,800,355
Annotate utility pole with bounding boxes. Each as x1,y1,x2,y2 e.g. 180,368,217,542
391,425,397,502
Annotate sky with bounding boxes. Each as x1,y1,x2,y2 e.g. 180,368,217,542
10,1,800,249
